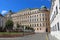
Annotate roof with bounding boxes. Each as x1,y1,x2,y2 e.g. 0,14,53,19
40,6,49,11
41,6,47,8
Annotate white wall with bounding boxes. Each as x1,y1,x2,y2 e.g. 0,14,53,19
50,0,60,40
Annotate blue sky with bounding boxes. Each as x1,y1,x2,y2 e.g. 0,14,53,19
0,0,51,15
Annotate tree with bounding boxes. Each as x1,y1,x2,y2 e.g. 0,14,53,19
17,23,20,28
0,27,3,32
25,26,34,31
30,27,35,32
5,19,13,32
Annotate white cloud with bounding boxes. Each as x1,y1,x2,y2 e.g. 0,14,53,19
1,10,8,15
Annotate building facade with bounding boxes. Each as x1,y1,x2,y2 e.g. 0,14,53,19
50,0,60,40
0,14,6,28
6,6,50,33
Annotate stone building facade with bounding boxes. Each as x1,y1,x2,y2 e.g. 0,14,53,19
6,6,50,33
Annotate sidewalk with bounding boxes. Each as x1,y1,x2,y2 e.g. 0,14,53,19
48,31,60,40
48,34,58,40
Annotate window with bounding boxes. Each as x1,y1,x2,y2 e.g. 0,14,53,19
30,19,31,22
43,23,44,26
40,28,41,30
56,6,58,15
28,12,29,14
37,19,38,21
40,18,41,21
28,16,29,18
35,11,37,13
40,14,41,16
35,24,36,27
37,15,38,17
46,18,47,21
30,24,31,27
53,26,55,31
35,15,36,17
42,14,44,16
40,23,41,26
46,23,47,26
55,25,57,31
57,22,60,30
37,24,38,26
37,28,39,30
45,14,46,16
30,16,31,18
59,0,60,9
24,14,25,15
43,18,44,21
35,19,36,21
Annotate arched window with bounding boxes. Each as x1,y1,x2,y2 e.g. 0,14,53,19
40,28,41,30
37,28,39,30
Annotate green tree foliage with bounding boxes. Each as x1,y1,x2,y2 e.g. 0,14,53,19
17,23,20,28
25,26,35,32
5,20,13,31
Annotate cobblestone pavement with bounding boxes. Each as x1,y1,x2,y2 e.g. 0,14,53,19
0,33,47,40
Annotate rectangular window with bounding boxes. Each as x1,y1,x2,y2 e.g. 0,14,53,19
57,22,60,31
43,23,44,26
40,28,41,30
55,25,57,31
37,24,38,26
56,6,58,15
53,26,54,31
37,15,38,17
35,19,36,22
28,16,29,18
30,19,31,22
35,15,36,17
59,0,60,9
30,16,31,18
37,19,38,21
37,28,39,30
43,18,44,21
40,14,41,16
40,23,41,27
35,24,36,27
30,24,31,27
42,14,44,16
40,18,41,21
46,18,47,21
46,23,47,26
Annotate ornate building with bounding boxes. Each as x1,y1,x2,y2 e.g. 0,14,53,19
6,6,50,33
